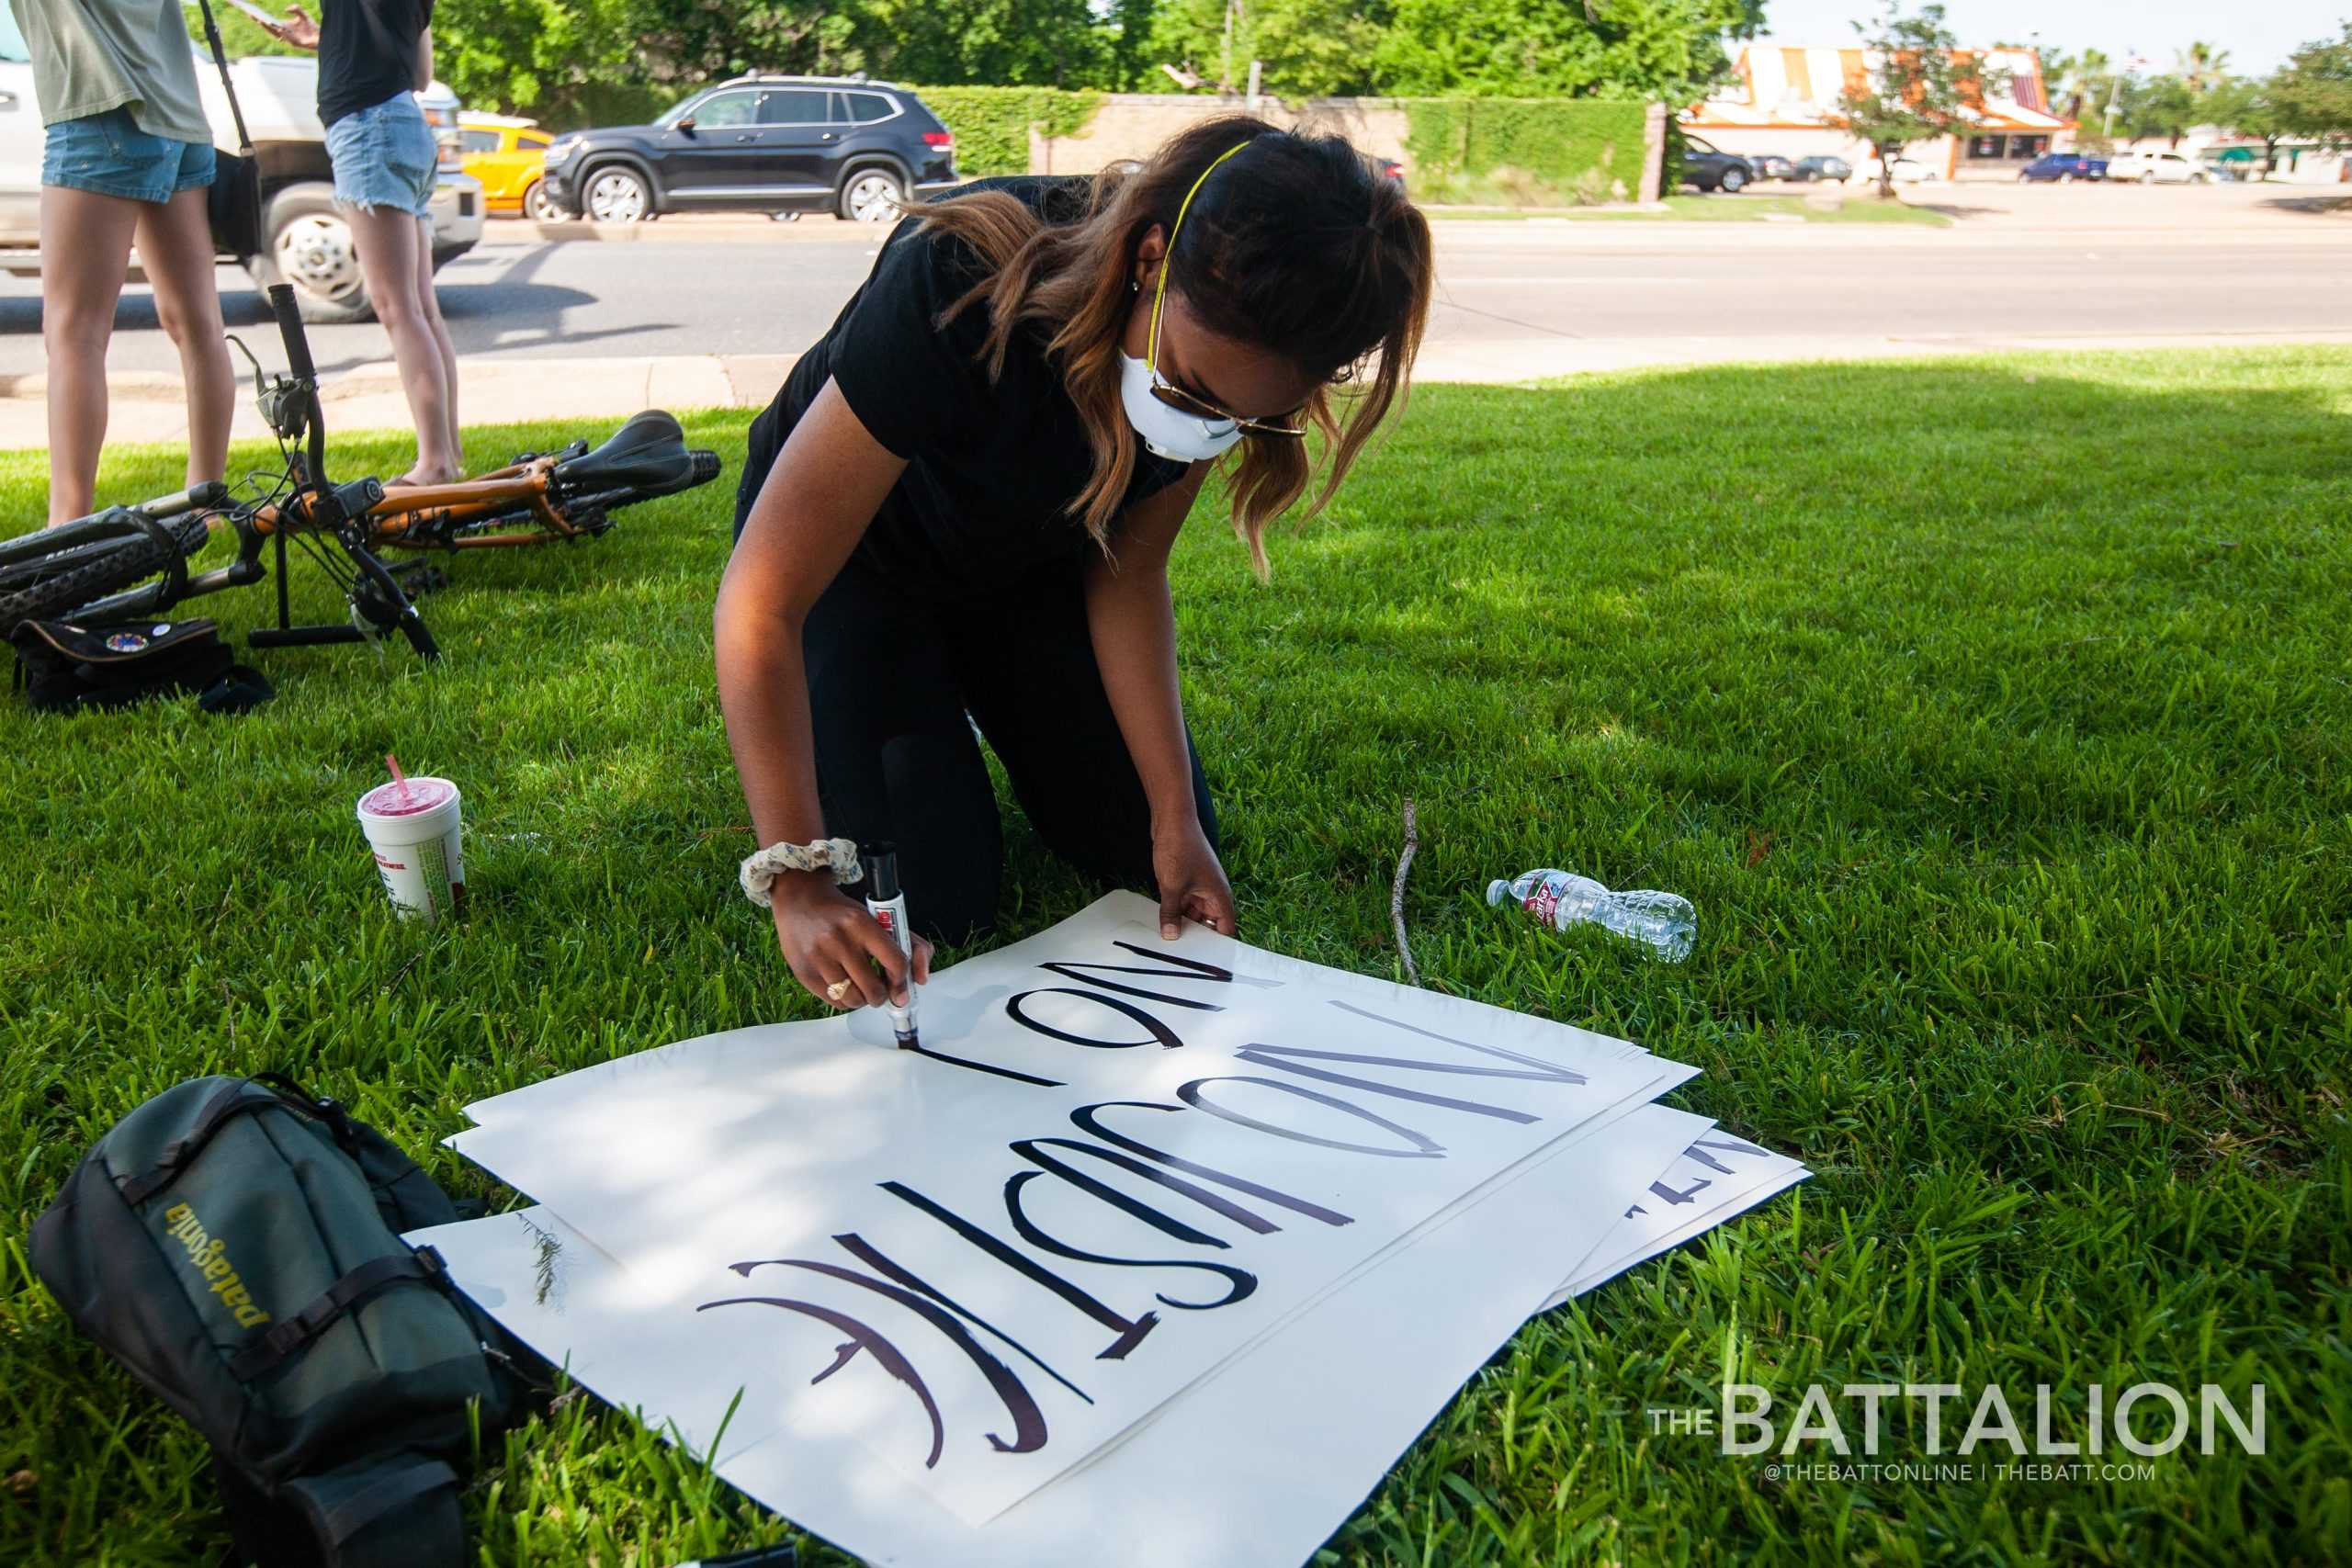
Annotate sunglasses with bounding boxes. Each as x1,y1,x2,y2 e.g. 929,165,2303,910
1144,368,1307,440
1145,140,1308,442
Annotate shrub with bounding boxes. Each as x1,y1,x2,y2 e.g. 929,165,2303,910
914,86,1105,176
1403,98,1650,206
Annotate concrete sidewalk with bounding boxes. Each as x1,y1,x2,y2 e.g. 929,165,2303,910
12,329,2352,448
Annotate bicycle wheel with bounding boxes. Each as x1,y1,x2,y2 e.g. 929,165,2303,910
0,510,212,635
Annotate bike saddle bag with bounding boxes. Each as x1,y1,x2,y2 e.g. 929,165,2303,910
10,615,271,715
551,409,711,495
30,1074,534,1567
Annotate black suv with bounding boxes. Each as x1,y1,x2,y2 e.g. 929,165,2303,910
540,76,960,223
1680,135,1757,194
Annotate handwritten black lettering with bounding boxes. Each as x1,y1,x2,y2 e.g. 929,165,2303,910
1036,940,1259,1010
881,1180,1160,1359
1325,999,1591,1087
1177,1077,1446,1158
694,1294,947,1468
1013,1135,1284,1236
717,1248,1050,1454
1003,1170,1258,1310
1070,1101,1357,1228
831,1232,1092,1407
1006,988,1186,1051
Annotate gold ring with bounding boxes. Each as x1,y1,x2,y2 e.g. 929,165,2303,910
825,978,854,1002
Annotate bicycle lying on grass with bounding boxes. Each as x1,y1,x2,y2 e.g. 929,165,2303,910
0,283,722,660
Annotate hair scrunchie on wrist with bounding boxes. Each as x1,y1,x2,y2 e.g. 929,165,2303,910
741,837,862,908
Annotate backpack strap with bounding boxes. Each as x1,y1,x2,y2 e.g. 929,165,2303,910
116,1079,266,1205
279,1452,464,1568
228,1247,450,1382
116,1076,356,1206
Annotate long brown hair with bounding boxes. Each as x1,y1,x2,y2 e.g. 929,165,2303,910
913,117,1433,574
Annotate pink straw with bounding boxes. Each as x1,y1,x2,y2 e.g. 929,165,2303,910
385,752,413,807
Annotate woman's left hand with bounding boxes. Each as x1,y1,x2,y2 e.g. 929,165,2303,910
1152,820,1237,940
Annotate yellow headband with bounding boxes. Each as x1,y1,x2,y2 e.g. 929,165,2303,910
1148,141,1253,368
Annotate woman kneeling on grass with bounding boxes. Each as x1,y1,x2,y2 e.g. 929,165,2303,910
717,118,1431,1011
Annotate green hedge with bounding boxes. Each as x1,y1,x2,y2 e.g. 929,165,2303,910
915,86,1104,177
1403,98,1651,206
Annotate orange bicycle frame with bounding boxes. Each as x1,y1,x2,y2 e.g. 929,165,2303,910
254,452,589,551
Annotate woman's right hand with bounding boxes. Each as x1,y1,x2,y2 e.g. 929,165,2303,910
270,5,320,48
770,870,933,1010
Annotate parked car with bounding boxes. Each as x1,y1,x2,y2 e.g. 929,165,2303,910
2107,150,2209,185
2018,152,2107,183
1791,154,1852,184
1750,153,1796,182
0,17,483,322
1856,155,1940,185
541,75,960,223
460,112,562,220
1680,135,1757,194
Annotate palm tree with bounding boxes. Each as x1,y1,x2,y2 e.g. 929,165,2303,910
2051,47,2111,121
2176,41,2233,93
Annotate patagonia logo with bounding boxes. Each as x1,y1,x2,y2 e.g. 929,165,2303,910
160,1202,272,1329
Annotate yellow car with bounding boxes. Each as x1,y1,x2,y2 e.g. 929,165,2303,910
458,113,562,220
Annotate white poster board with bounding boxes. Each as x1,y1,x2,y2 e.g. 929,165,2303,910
447,896,1695,1524
413,1105,1716,1568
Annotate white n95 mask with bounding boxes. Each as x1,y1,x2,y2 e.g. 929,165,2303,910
1119,351,1245,463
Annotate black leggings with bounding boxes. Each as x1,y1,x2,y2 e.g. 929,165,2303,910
774,549,1219,946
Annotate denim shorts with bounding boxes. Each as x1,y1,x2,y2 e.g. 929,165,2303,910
325,96,437,220
42,107,216,204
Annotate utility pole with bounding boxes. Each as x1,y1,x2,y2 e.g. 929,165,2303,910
1222,0,1237,93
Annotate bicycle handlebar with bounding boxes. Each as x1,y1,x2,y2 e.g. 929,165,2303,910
266,283,316,385
136,480,230,518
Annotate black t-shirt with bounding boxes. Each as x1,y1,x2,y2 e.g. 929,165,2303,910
742,176,1186,599
317,0,434,129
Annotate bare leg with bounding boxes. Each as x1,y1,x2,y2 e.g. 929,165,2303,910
38,186,141,525
346,202,458,485
135,187,234,493
409,217,461,473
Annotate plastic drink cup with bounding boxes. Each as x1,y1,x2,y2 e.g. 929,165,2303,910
356,776,464,920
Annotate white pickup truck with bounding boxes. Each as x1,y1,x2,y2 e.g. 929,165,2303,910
0,12,483,321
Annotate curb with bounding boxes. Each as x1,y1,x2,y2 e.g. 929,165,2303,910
475,216,886,246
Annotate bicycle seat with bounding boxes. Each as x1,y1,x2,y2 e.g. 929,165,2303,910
550,410,704,497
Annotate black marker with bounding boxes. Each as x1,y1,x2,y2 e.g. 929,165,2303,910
861,842,921,1049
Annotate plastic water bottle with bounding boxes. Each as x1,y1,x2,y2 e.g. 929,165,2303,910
1486,869,1696,962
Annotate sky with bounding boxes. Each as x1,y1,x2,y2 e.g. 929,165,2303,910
1750,0,2346,76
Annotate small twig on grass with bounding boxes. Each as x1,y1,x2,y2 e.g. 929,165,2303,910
382,952,424,996
1392,798,1422,987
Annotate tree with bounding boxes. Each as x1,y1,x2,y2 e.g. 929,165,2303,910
1835,2,1976,198
2123,73,2199,147
1148,0,1387,99
2174,40,2232,93
2046,46,2111,123
2269,22,2352,145
1372,0,1760,105
2202,77,2290,175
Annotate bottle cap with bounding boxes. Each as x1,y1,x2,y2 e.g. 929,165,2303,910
861,841,900,900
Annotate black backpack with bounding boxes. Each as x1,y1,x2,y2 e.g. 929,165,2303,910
30,1075,532,1567
10,615,273,714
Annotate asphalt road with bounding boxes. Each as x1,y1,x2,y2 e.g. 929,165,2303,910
3,184,2347,379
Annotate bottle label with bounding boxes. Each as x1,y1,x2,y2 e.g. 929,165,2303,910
1524,884,1560,925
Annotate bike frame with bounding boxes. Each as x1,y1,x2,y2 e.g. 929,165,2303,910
256,451,599,552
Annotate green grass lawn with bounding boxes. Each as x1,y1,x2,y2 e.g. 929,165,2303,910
4,346,2349,1565
1430,192,1951,224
